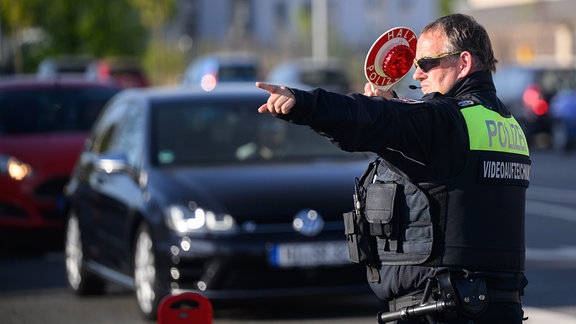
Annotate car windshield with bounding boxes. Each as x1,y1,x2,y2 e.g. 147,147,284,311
300,70,347,88
217,65,258,82
494,67,576,102
0,88,116,135
151,98,364,166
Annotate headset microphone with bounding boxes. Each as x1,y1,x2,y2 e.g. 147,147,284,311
408,85,421,90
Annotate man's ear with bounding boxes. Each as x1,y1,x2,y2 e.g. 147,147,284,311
458,51,474,77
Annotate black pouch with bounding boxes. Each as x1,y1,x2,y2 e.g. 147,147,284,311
343,211,361,263
343,210,377,265
365,182,400,239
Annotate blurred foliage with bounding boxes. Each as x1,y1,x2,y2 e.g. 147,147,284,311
0,0,176,80
127,0,179,85
128,0,175,31
440,0,457,15
143,38,187,85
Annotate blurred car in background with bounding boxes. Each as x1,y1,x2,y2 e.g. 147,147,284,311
0,76,120,250
550,90,576,152
266,57,351,93
85,57,150,88
493,64,576,148
37,55,94,79
63,82,372,319
181,52,260,90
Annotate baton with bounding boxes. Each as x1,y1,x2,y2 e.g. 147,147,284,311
377,299,456,324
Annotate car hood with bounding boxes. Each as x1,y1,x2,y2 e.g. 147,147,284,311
158,160,368,222
0,133,88,175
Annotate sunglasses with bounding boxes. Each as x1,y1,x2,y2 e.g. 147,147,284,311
413,51,462,73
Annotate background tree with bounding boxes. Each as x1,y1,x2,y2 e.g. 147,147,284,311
127,0,180,85
0,0,43,72
1,0,148,73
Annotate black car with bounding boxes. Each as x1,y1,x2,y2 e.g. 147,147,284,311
63,83,372,319
493,64,576,148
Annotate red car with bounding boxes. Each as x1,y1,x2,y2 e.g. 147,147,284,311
0,75,120,250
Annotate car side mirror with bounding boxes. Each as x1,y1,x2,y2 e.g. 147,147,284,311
95,152,147,188
95,152,132,175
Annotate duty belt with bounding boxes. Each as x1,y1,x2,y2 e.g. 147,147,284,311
379,270,522,323
389,287,521,312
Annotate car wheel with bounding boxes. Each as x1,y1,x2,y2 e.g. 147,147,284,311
552,120,570,152
65,210,106,295
134,223,161,319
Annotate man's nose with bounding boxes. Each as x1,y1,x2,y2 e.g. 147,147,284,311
413,67,425,81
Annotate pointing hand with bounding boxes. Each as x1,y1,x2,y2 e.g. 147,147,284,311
255,82,296,115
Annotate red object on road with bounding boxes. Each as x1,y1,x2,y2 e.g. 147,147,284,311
157,292,213,324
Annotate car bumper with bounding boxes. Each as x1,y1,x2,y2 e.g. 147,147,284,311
156,234,371,299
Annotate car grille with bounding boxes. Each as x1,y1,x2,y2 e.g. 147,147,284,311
0,202,28,219
34,176,68,198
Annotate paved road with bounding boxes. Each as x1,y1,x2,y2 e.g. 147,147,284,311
1,150,576,323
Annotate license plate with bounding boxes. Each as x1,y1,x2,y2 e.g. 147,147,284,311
268,241,350,268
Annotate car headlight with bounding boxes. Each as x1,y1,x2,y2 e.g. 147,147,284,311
164,204,237,235
0,154,33,181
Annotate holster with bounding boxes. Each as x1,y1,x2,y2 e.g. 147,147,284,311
437,269,489,319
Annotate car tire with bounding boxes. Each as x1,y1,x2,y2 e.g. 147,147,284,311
552,120,570,152
133,223,161,319
65,210,106,295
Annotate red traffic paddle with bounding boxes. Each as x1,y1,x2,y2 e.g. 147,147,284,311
364,27,417,91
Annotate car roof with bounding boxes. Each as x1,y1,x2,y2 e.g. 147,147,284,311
497,62,576,72
119,82,312,102
272,57,346,70
0,74,120,90
195,51,258,63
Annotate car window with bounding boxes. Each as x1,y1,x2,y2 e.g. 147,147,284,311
115,103,146,169
217,65,258,82
90,100,130,154
299,70,349,92
538,70,576,99
151,98,362,166
0,89,115,135
493,68,533,102
90,99,145,168
183,54,259,85
494,67,576,102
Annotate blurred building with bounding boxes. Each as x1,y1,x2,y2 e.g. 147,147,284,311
459,0,576,66
176,0,576,68
177,0,438,56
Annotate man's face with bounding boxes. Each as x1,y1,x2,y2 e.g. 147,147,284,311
412,30,462,95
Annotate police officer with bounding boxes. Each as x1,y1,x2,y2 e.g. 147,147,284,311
256,13,529,323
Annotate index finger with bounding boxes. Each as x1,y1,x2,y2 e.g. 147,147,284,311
255,82,280,94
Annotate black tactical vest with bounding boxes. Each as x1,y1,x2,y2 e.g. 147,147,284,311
344,103,530,275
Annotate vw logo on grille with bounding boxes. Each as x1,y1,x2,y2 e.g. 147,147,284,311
292,209,324,237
